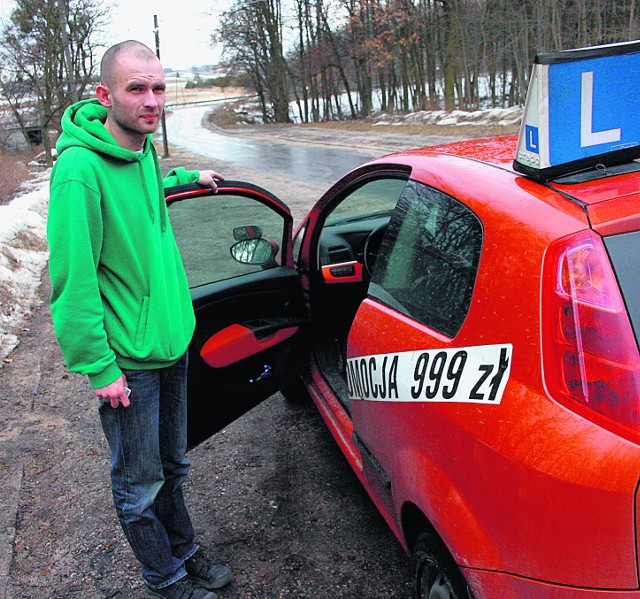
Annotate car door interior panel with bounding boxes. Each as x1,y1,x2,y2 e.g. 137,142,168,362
165,182,308,448
187,267,308,448
200,322,301,368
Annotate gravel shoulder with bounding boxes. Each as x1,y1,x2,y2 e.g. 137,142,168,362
0,119,508,598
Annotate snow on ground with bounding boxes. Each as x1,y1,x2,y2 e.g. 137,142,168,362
0,171,50,362
371,106,522,127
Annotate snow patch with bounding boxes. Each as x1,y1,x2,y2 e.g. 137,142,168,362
0,171,50,361
371,106,522,128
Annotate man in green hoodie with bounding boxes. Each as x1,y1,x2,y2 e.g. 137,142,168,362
48,41,231,599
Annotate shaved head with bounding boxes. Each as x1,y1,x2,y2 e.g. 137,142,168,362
96,40,166,150
100,41,159,87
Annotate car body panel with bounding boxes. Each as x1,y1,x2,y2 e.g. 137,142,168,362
464,567,640,598
305,146,640,588
349,300,640,587
550,171,640,235
422,134,518,168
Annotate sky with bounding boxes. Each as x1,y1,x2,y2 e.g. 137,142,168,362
0,0,230,71
104,0,228,70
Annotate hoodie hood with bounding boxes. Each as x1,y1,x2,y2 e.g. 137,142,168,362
57,98,167,230
57,98,153,161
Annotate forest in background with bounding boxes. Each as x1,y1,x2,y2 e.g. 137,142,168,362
216,0,640,123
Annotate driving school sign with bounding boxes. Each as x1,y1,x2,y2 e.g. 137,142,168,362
347,344,512,404
514,40,640,180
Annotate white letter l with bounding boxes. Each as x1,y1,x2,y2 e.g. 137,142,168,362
581,71,621,147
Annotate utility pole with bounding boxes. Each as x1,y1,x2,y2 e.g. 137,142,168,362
154,15,170,158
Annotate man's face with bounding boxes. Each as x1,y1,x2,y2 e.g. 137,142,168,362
99,52,166,147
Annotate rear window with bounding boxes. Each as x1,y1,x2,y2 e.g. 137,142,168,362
604,231,640,345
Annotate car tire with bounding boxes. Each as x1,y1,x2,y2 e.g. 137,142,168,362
280,376,311,403
412,531,471,599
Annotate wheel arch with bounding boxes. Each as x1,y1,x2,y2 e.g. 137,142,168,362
402,501,491,599
401,501,435,554
393,448,503,572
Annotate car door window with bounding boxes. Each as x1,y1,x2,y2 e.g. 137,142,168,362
316,176,408,269
369,180,483,337
169,194,287,288
324,177,408,226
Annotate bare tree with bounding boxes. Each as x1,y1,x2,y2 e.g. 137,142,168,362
216,0,292,123
0,0,106,164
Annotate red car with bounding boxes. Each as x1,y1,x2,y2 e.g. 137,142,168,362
166,41,640,598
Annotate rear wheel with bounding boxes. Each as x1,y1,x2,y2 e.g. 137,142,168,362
412,531,471,599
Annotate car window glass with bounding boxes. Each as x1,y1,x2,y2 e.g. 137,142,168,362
293,222,306,265
369,181,483,337
604,230,640,345
324,177,407,226
169,194,286,288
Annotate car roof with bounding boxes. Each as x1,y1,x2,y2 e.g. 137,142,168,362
394,134,639,205
422,134,519,170
391,135,640,237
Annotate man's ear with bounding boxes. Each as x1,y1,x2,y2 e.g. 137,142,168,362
96,84,111,108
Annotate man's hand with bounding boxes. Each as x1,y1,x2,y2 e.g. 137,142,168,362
198,170,225,191
94,374,130,409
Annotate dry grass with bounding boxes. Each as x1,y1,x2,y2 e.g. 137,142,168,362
0,279,14,315
0,246,20,271
299,120,520,138
0,150,32,206
165,85,250,108
206,103,244,128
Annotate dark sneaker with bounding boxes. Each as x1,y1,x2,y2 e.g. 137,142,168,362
146,577,216,599
185,550,232,590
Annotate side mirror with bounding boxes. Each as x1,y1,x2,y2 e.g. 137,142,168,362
230,238,278,265
233,225,263,241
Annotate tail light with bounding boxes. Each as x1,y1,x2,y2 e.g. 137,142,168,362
542,229,640,442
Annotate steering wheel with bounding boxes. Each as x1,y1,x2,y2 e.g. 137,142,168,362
363,222,388,276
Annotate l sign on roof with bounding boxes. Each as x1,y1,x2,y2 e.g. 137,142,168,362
514,41,640,180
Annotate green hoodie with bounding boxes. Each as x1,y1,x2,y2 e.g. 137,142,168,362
48,98,198,389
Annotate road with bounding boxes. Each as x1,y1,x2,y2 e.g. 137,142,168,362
166,106,377,184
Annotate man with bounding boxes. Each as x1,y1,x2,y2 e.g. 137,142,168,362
48,40,231,599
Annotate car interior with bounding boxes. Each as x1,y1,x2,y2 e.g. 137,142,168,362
306,174,409,411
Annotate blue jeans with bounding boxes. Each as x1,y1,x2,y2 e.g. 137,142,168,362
98,353,197,589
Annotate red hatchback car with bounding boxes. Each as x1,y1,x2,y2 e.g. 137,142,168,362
166,41,640,598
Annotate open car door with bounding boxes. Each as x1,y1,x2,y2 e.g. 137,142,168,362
166,181,308,448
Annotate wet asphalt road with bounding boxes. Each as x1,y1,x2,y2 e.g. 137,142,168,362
166,106,377,184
